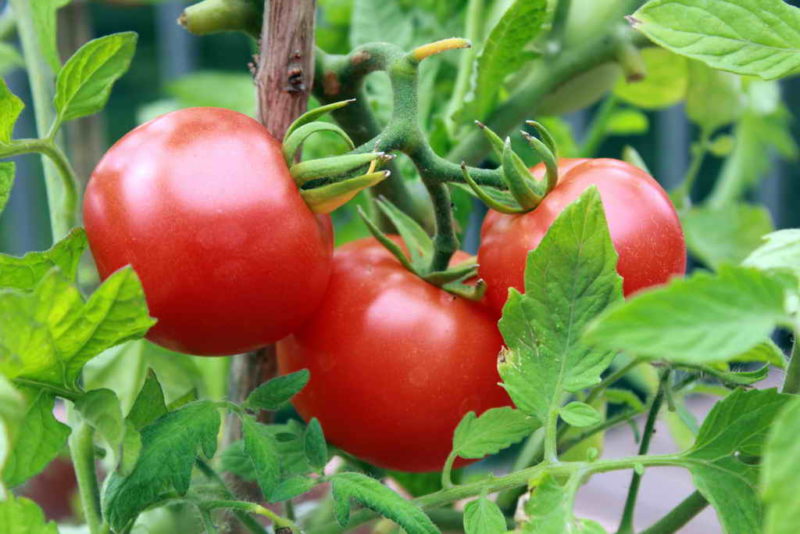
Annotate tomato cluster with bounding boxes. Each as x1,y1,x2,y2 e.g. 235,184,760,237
85,109,685,472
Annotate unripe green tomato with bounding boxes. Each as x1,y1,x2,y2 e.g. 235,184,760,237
536,62,622,116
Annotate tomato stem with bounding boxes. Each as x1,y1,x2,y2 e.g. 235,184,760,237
639,491,709,534
68,419,107,534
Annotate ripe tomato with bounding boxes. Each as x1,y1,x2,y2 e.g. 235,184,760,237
84,108,333,356
277,237,510,472
479,158,685,313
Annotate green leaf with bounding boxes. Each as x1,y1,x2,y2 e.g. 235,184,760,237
0,162,14,215
632,0,800,80
166,71,256,115
521,474,572,533
461,0,548,121
733,339,786,369
614,48,687,109
762,396,800,534
29,0,70,71
0,495,58,534
744,229,800,280
331,472,439,533
3,391,70,488
0,375,24,492
350,0,413,47
0,228,86,290
0,266,155,389
463,496,506,534
242,415,280,501
271,476,318,502
304,417,328,469
103,401,220,530
0,79,23,146
498,187,623,422
685,60,744,133
54,32,138,122
606,108,649,135
682,389,790,534
245,369,309,411
559,401,602,428
0,43,24,77
682,203,774,269
452,407,539,459
76,388,130,470
127,370,168,430
584,266,789,364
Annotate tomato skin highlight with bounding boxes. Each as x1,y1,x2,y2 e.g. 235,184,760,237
84,107,333,356
277,237,510,472
479,158,686,314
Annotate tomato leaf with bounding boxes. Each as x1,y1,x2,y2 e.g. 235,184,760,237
744,229,800,281
0,79,23,146
103,401,220,531
682,203,774,270
54,32,138,123
520,474,573,533
559,402,602,428
463,496,506,534
733,339,786,369
242,415,280,501
614,48,687,109
0,266,155,390
498,187,622,422
271,476,318,503
0,162,14,215
304,417,328,470
681,389,790,534
762,396,800,534
459,0,547,122
127,369,168,430
0,495,58,534
584,266,790,364
685,60,744,133
0,376,24,493
631,0,800,80
245,369,309,411
0,228,86,290
330,472,439,534
2,391,70,488
452,407,539,459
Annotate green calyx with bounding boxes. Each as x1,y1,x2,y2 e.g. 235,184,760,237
462,121,561,215
282,99,390,214
358,198,485,301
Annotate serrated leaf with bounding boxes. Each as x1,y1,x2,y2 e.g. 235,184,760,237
521,474,572,534
0,79,23,145
127,370,168,430
559,402,602,428
2,391,70,488
243,416,280,501
55,32,137,122
498,187,622,422
762,396,800,534
632,0,800,80
452,407,538,459
461,0,547,121
331,472,439,533
0,495,58,534
304,417,328,469
245,369,309,411
744,229,800,280
0,162,14,215
103,401,220,530
685,60,744,133
614,48,687,109
682,203,774,269
271,476,318,503
0,228,86,290
584,266,789,364
0,266,155,389
464,496,506,534
681,389,790,534
76,388,126,468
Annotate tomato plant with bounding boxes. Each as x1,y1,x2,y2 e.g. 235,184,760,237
479,158,686,313
84,107,334,356
277,237,509,472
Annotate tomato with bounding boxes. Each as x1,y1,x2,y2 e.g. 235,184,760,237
276,237,510,472
479,158,686,313
84,108,333,356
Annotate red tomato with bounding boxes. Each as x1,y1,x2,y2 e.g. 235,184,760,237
479,158,685,313
84,108,333,356
277,237,510,472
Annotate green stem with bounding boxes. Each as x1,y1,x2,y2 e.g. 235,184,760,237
782,322,800,394
444,0,483,135
672,129,711,211
585,357,644,405
441,452,457,489
550,0,573,43
195,459,266,534
13,377,81,401
639,491,708,534
203,500,300,532
543,407,560,463
8,0,73,241
69,422,106,534
424,181,458,272
579,94,618,158
616,368,670,534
